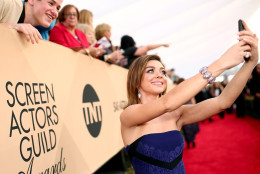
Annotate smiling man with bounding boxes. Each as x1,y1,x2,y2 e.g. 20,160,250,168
0,0,63,43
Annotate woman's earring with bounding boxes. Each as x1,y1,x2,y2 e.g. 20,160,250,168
138,90,141,100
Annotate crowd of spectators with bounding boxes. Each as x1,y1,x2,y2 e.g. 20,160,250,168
0,0,169,67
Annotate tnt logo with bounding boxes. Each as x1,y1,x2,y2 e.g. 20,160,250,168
82,84,102,137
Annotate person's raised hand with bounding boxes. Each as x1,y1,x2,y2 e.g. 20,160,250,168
237,20,258,64
110,50,125,64
97,47,106,57
163,44,170,47
218,21,258,70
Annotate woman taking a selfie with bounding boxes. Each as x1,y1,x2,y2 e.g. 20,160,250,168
120,20,258,173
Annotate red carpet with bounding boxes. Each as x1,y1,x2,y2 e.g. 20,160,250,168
183,113,260,174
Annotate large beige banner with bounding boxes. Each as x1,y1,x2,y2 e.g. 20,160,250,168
0,25,128,173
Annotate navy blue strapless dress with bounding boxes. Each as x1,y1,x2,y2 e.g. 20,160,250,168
125,130,186,174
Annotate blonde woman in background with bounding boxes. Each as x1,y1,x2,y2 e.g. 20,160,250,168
78,9,93,28
76,24,95,45
95,23,114,51
94,23,125,64
76,9,96,45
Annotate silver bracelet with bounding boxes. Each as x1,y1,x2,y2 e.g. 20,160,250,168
199,66,216,84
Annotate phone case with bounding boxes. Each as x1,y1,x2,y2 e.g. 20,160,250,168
238,19,249,61
238,19,244,31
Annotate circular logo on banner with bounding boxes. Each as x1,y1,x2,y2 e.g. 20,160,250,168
82,84,102,137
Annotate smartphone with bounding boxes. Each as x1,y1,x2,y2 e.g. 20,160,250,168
238,19,244,31
238,19,249,61
94,43,101,48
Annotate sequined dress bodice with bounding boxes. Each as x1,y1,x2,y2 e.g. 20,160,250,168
125,130,186,174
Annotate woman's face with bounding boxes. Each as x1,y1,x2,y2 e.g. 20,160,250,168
104,29,111,40
139,60,167,96
86,29,95,44
63,7,78,28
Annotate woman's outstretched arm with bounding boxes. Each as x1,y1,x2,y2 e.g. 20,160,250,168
177,20,258,128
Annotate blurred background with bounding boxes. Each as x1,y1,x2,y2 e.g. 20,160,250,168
62,0,260,79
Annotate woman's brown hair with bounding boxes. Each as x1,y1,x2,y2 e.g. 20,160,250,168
57,4,79,23
124,55,167,109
